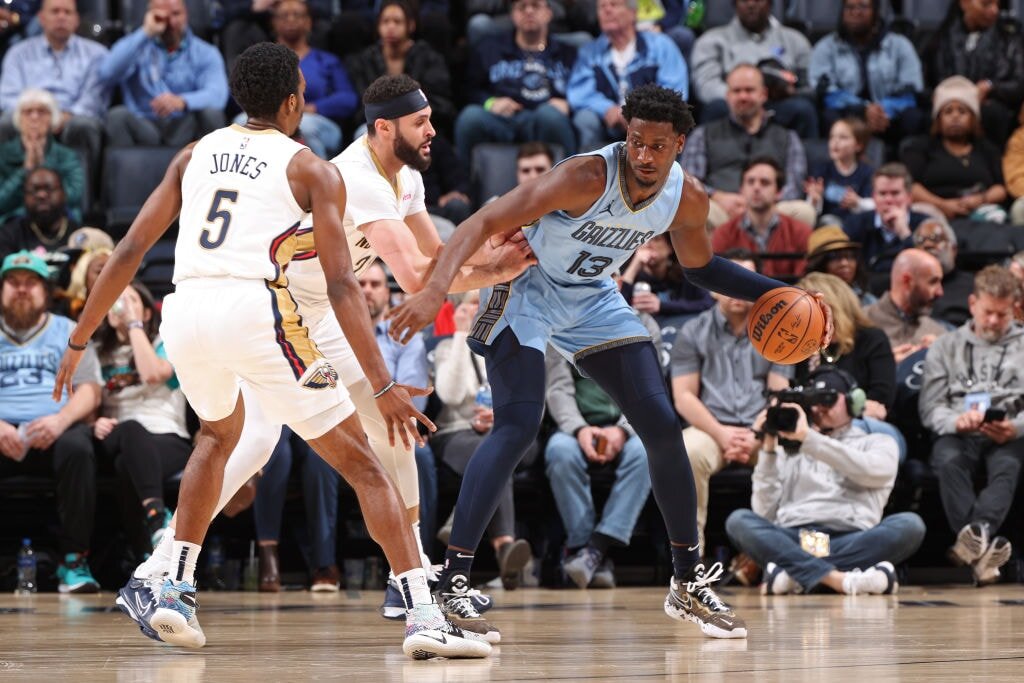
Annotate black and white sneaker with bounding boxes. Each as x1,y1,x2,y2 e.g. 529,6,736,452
664,562,748,639
403,605,492,660
115,575,164,642
436,573,501,644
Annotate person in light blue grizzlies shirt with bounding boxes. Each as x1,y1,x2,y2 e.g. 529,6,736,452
389,84,834,641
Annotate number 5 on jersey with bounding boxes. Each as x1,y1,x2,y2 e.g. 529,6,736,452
200,189,239,249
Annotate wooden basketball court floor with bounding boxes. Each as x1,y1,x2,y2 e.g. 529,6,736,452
2,584,1023,681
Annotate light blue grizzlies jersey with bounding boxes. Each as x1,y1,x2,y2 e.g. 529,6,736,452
471,142,685,361
1,313,77,423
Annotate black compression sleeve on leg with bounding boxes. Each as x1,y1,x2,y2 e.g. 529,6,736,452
682,255,787,302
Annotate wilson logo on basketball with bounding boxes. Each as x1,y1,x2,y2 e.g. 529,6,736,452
750,300,788,342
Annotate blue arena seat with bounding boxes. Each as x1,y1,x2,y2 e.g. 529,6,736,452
469,142,564,208
901,0,952,32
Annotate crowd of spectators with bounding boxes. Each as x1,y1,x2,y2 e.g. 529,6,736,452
4,0,1024,594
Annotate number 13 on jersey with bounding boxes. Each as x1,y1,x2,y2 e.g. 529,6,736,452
199,189,239,249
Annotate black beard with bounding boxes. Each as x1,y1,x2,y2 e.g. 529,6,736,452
393,133,431,172
2,298,45,331
30,206,64,232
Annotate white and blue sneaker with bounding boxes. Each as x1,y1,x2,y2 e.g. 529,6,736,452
150,579,206,648
115,575,164,642
402,604,492,660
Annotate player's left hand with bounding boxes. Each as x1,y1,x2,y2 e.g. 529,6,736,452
52,344,85,402
387,286,447,345
807,291,834,349
374,382,436,448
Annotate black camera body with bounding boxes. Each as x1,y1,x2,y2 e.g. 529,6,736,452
763,385,840,435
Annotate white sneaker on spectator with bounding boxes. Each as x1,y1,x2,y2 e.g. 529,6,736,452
842,562,898,595
761,562,797,595
949,522,989,566
973,537,1012,586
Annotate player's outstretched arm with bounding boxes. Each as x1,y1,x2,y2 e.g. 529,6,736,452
669,175,833,347
294,152,434,448
54,147,192,401
386,156,606,344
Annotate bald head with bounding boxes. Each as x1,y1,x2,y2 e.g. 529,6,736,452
891,248,944,316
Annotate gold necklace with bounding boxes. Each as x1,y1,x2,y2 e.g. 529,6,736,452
28,217,68,247
821,346,842,364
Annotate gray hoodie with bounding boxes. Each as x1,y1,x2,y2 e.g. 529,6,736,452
919,322,1024,437
753,424,899,532
690,16,812,104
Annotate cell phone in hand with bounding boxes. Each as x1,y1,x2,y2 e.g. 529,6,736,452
983,408,1006,423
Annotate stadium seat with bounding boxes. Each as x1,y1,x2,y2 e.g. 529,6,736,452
469,143,564,208
102,146,179,238
704,0,787,29
901,0,952,32
138,239,177,301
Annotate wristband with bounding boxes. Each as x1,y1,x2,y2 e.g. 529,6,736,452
484,97,497,111
373,379,398,399
127,320,145,331
68,338,87,351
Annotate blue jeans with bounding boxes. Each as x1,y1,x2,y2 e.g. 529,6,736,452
572,108,624,153
544,430,652,548
234,111,341,158
254,429,339,570
725,509,926,592
855,417,908,464
454,103,576,163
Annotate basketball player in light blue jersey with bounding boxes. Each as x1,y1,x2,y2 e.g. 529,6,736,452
389,84,833,639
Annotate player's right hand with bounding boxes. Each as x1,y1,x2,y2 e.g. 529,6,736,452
375,382,436,449
387,286,446,345
52,345,84,402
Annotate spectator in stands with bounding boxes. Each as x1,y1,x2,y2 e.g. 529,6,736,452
1002,105,1024,226
545,343,652,589
794,272,905,463
866,248,947,363
671,249,792,555
805,226,875,306
566,0,689,152
0,250,101,593
0,89,84,223
221,1,332,68
63,246,109,320
690,0,816,138
711,156,812,279
92,281,188,553
842,162,929,275
0,168,80,261
252,428,341,592
431,291,534,590
0,0,108,174
422,131,472,236
726,366,924,595
681,64,813,229
922,0,1024,149
920,265,1024,586
915,219,973,328
0,2,38,62
619,233,713,323
804,118,874,225
346,0,456,135
809,0,925,147
901,76,1008,223
100,0,228,148
635,0,695,60
271,0,357,159
455,0,576,164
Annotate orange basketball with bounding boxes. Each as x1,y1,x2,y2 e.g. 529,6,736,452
747,287,825,365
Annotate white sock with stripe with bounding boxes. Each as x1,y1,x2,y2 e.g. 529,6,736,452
170,541,202,585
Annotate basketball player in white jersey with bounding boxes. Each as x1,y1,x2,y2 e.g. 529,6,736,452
53,43,490,660
116,74,531,645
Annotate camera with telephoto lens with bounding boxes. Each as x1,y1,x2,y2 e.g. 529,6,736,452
763,385,840,435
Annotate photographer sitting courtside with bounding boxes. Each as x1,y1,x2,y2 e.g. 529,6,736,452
725,366,925,595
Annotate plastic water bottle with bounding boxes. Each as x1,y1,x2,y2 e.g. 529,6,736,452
685,0,705,29
475,383,492,410
14,423,30,462
206,536,226,590
16,538,36,595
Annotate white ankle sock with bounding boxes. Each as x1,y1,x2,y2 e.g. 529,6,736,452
171,541,202,585
135,525,176,579
394,567,432,608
